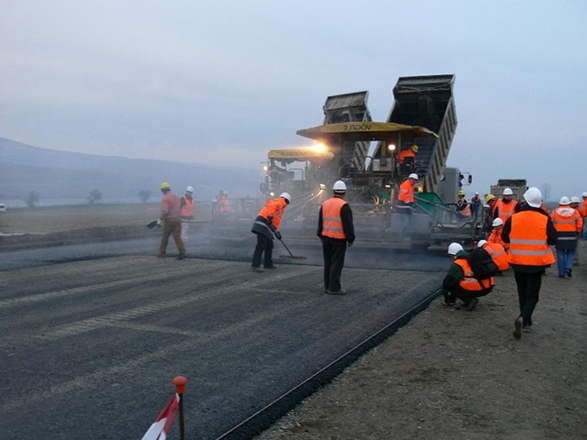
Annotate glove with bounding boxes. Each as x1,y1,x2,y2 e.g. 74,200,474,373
275,231,282,240
157,220,162,228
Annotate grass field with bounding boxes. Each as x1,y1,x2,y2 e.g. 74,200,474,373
0,202,213,234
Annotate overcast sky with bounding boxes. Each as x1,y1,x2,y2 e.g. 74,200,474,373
1,0,586,199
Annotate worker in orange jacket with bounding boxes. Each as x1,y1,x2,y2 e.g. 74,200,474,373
502,187,557,339
550,196,583,277
398,144,417,172
487,217,509,252
397,173,418,238
494,187,518,224
250,192,290,271
317,180,355,295
580,192,587,239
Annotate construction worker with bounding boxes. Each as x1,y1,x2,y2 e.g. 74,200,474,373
581,192,587,239
317,180,355,295
180,186,195,242
218,190,232,215
478,239,509,272
250,192,290,272
456,190,471,218
441,242,494,311
570,196,582,266
494,187,518,224
397,173,418,238
550,196,582,277
501,187,557,339
157,182,186,260
470,192,481,220
398,144,417,173
483,194,498,235
488,218,508,252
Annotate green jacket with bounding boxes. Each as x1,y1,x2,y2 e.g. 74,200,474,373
441,250,468,295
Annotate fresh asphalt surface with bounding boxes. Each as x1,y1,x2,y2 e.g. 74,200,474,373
0,234,448,439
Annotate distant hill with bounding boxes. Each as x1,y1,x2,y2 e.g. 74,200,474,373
0,137,261,203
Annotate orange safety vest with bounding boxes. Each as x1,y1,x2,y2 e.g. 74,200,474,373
457,199,471,216
482,242,509,271
508,211,555,266
488,228,509,252
581,199,587,218
257,197,287,231
454,258,494,291
550,208,582,233
398,179,414,204
180,196,194,217
218,196,231,213
321,197,348,239
495,199,518,223
398,149,416,165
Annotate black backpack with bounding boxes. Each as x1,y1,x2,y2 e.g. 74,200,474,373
466,247,498,280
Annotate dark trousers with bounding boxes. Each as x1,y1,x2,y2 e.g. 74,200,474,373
446,285,490,305
513,269,542,327
322,237,347,292
252,233,273,267
158,220,185,257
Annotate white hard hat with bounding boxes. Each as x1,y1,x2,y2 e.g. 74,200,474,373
475,192,479,195
333,180,347,192
570,196,580,204
559,196,571,205
447,242,463,255
477,240,487,248
408,173,419,181
492,218,504,227
503,187,513,196
582,192,587,198
280,192,291,203
186,186,194,193
523,187,542,208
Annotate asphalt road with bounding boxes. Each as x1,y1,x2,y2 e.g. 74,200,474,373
0,236,447,439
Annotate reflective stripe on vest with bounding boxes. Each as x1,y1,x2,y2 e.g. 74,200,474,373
181,196,194,217
550,210,580,232
482,242,509,271
322,197,347,239
257,197,287,231
454,258,494,291
459,201,471,216
398,180,413,203
497,199,517,222
508,211,555,265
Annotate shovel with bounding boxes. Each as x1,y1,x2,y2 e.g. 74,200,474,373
146,220,160,229
270,225,306,260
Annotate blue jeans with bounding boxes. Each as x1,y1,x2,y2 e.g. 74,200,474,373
556,248,575,276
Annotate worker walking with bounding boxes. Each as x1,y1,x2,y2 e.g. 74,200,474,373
502,187,557,339
550,196,582,277
317,180,355,295
397,173,418,239
494,187,518,223
570,196,582,266
441,243,494,311
158,182,186,260
581,192,587,239
456,190,471,219
180,186,195,242
251,192,290,272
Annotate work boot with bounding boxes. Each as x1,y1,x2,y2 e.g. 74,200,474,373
523,325,532,333
465,297,479,311
175,255,185,260
513,317,523,340
251,266,264,273
566,269,572,278
327,290,347,295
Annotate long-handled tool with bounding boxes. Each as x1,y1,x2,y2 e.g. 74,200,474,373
146,220,209,229
270,225,307,260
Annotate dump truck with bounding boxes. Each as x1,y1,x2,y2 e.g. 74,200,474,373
490,179,528,201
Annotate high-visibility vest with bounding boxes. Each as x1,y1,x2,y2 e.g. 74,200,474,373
180,196,194,217
482,242,509,271
508,211,555,266
398,149,416,165
454,258,494,291
257,197,287,231
218,196,231,213
495,199,518,223
321,197,348,239
580,199,587,218
488,228,509,252
398,179,414,204
458,199,471,216
550,208,582,245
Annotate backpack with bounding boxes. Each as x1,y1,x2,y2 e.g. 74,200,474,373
466,247,499,280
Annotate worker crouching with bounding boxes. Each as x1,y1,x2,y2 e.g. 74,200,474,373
441,242,494,311
251,192,290,272
317,180,355,295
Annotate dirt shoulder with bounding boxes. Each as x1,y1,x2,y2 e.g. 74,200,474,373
257,242,587,440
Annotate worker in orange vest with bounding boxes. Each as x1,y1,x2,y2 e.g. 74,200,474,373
397,173,418,239
250,192,290,272
218,190,232,215
502,187,557,339
477,239,509,272
398,144,418,172
441,242,494,310
550,196,582,277
580,192,587,239
487,218,508,252
570,196,583,266
456,190,471,218
494,187,518,223
317,180,355,295
158,182,186,260
180,186,195,242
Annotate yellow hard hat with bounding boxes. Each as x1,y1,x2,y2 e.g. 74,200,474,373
458,190,465,196
411,144,418,152
485,194,496,203
160,181,170,190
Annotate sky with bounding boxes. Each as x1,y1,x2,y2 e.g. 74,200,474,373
1,0,586,199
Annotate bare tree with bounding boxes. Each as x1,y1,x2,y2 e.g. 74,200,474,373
88,189,102,204
24,191,40,208
540,183,552,202
138,189,152,203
